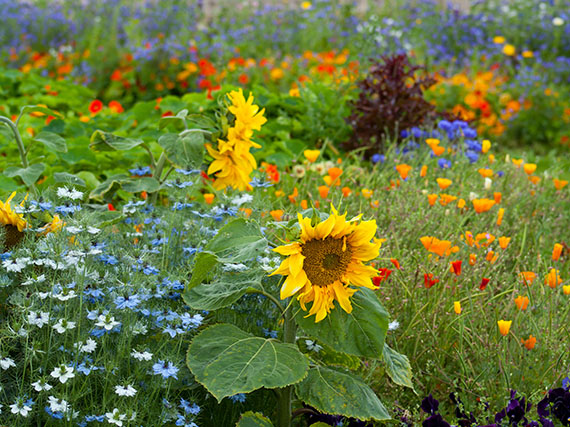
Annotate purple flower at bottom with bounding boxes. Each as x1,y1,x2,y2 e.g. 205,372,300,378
423,414,450,427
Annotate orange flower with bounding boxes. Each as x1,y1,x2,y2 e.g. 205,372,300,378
390,258,401,270
469,254,477,266
553,178,569,190
288,187,299,204
493,192,502,204
303,149,320,163
424,273,439,289
341,187,351,197
497,208,505,226
512,158,524,168
454,301,462,314
240,207,252,217
498,236,511,249
109,100,124,114
514,295,529,310
300,199,308,210
521,335,536,350
528,175,541,185
523,163,536,175
420,165,428,177
497,320,512,336
361,188,373,198
486,250,498,263
420,236,455,257
270,209,284,221
475,233,495,247
552,243,563,261
473,198,495,213
203,193,215,204
478,168,493,178
327,167,343,184
425,138,440,148
395,164,412,180
275,190,285,198
451,260,462,276
465,231,474,247
318,185,329,198
520,271,536,285
489,154,495,163
545,268,562,288
439,194,457,206
457,198,466,209
479,277,489,290
432,145,445,156
563,285,570,295
427,194,438,206
437,178,452,190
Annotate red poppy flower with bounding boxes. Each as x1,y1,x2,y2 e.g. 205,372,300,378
373,268,393,287
451,260,462,276
480,277,490,290
424,273,439,289
89,100,103,114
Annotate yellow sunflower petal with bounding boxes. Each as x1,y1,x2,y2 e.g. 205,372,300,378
273,242,302,256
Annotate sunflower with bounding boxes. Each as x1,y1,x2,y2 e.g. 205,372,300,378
271,207,382,322
205,144,256,191
0,192,28,249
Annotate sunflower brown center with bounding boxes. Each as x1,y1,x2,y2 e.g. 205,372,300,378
301,236,352,287
1,224,25,251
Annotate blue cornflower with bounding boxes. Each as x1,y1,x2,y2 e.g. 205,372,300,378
437,120,452,132
462,128,477,139
129,166,152,176
371,153,385,164
437,158,452,169
563,377,569,390
229,393,246,403
153,360,179,379
497,171,505,177
115,295,141,310
465,151,479,163
179,399,200,415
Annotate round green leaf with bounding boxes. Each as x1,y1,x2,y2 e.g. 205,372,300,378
236,411,274,427
296,287,389,359
120,177,160,193
158,131,204,169
34,131,67,153
53,172,86,187
4,163,45,187
295,366,390,421
89,130,144,151
187,324,309,402
205,218,267,262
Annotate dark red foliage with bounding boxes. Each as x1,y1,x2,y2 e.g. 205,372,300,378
344,54,446,158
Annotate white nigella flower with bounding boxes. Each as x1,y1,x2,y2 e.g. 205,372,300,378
80,338,97,354
0,356,16,370
553,17,564,26
106,408,127,426
48,396,69,413
2,258,27,273
65,226,83,234
231,193,253,206
27,311,50,328
57,186,83,200
305,340,323,353
115,384,137,397
95,314,120,331
50,365,75,384
131,350,153,361
10,400,32,417
53,290,77,301
52,319,76,334
221,263,248,272
484,177,493,190
32,379,53,392
388,320,400,331
87,226,100,234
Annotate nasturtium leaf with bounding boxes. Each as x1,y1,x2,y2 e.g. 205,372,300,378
295,366,390,421
183,272,262,310
34,131,67,153
89,130,144,151
236,411,274,427
53,172,86,187
187,324,309,402
89,174,128,199
120,177,160,193
383,345,414,390
296,288,389,359
158,116,185,130
4,163,45,187
158,131,204,169
188,251,219,289
205,218,267,262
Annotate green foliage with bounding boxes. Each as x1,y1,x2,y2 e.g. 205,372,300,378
383,344,414,390
187,324,309,402
236,411,274,427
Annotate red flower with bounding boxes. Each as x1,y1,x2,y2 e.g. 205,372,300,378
161,111,174,117
373,268,393,287
89,99,103,114
107,203,116,211
390,258,401,269
451,260,462,276
480,277,490,290
424,273,439,289
238,73,249,85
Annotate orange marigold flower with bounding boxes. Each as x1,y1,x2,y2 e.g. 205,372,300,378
553,178,569,190
497,208,505,226
497,320,512,336
552,243,563,261
521,335,536,350
498,236,511,249
318,185,329,198
514,295,529,310
520,271,536,285
473,198,495,213
395,164,412,180
427,194,438,206
437,178,452,190
523,163,537,175
545,268,562,288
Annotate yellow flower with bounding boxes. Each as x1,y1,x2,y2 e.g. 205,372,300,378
497,320,512,336
271,207,382,322
497,207,505,226
0,192,28,249
39,214,65,235
227,89,267,132
481,139,491,153
303,149,320,163
436,178,452,190
205,143,255,191
493,36,506,44
502,44,516,56
522,50,534,58
301,1,312,9
454,301,462,314
523,163,537,175
563,285,570,295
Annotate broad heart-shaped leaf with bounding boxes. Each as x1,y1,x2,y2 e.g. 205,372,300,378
89,174,128,199
236,411,273,427
205,218,267,261
188,252,219,289
34,131,67,152
89,130,144,151
158,131,204,169
53,172,86,187
120,177,160,193
187,324,309,402
296,288,389,359
295,366,390,421
383,344,414,390
4,163,45,187
184,271,262,310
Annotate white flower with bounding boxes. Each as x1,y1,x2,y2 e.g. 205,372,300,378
469,192,479,201
305,339,323,353
57,186,83,200
221,263,248,272
65,226,83,234
106,408,127,426
27,311,50,328
95,314,120,331
53,319,76,334
553,17,564,26
131,350,153,361
48,396,69,413
87,226,101,234
293,164,306,178
2,258,27,272
231,193,253,206
0,356,16,370
50,365,75,384
10,401,32,417
388,320,400,331
484,177,493,190
115,384,137,397
53,290,77,301
32,379,53,392
80,338,97,353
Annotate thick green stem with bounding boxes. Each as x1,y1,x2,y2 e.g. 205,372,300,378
277,303,297,427
0,116,28,168
150,152,168,204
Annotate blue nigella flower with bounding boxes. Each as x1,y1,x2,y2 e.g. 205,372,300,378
152,360,179,379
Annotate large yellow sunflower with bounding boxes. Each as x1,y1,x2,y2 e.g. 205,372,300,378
205,143,256,191
0,192,28,249
271,207,382,322
227,89,267,131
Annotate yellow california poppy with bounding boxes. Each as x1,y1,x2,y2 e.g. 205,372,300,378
271,207,382,322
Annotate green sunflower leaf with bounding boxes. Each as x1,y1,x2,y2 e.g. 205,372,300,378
89,130,144,151
295,366,390,421
187,324,309,402
295,287,389,359
236,411,274,427
4,163,45,187
205,218,267,262
383,344,414,390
